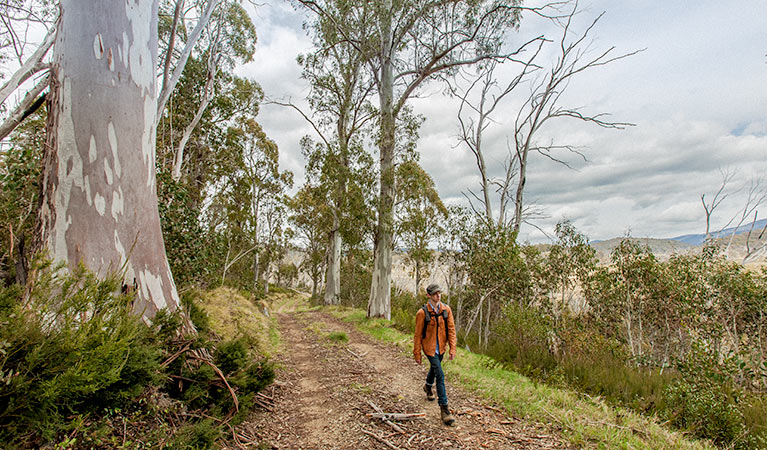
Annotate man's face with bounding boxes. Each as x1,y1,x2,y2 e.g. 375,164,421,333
428,291,441,302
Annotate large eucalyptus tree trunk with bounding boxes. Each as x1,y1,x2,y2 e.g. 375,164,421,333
323,219,341,305
38,0,180,317
367,0,394,320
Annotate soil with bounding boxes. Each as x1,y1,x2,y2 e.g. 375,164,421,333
235,299,571,449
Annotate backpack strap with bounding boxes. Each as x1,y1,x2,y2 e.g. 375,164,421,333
421,304,430,339
421,304,451,345
442,309,449,344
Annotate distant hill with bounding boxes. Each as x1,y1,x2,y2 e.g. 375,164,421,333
590,237,695,262
588,219,767,265
668,219,767,245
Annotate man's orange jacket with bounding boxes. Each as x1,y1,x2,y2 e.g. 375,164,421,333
413,302,457,364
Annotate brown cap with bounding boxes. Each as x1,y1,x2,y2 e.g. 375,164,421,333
426,284,441,295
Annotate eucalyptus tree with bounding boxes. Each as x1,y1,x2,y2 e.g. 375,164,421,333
202,116,292,290
156,0,223,116
164,0,257,182
299,0,532,319
286,0,377,305
394,159,447,294
289,183,331,298
37,0,180,316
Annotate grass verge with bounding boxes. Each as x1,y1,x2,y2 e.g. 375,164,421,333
328,306,715,450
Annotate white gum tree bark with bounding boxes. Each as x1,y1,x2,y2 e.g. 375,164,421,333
323,217,341,305
367,0,394,320
38,0,180,317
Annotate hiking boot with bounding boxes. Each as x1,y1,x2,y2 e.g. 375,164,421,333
440,404,455,426
423,384,435,401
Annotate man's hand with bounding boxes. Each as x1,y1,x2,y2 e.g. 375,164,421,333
414,356,421,365
449,354,455,361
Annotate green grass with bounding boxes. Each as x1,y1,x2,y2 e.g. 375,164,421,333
326,331,348,343
327,305,716,450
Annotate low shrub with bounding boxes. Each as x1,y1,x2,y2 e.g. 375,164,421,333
391,289,422,334
168,419,221,450
0,261,162,446
664,378,745,447
0,260,276,447
340,253,371,308
660,342,766,449
485,302,558,379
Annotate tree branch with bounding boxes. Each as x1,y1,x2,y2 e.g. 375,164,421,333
157,0,221,116
0,22,56,106
0,74,49,141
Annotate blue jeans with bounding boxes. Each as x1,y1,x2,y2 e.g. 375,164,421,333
425,353,447,406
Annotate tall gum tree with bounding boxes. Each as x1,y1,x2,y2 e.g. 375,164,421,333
300,0,533,318
37,0,180,317
285,0,376,305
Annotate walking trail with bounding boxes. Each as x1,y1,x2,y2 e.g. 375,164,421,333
237,294,571,449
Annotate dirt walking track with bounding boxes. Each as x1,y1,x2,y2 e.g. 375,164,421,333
237,297,570,449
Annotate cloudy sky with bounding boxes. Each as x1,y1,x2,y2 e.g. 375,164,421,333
237,0,767,244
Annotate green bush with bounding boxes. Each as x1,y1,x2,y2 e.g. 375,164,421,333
391,289,422,334
165,334,275,424
486,302,675,417
157,168,217,288
182,288,212,334
340,251,372,308
485,302,558,379
168,419,221,450
742,393,767,448
664,378,746,447
0,261,162,445
662,342,762,449
215,338,249,375
0,260,277,447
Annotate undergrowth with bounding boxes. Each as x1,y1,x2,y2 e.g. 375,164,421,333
329,304,717,450
0,260,274,449
388,289,767,449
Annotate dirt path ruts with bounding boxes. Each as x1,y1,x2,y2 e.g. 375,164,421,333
238,301,570,449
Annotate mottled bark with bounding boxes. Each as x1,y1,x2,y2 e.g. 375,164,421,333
38,0,180,317
367,0,394,320
323,223,341,305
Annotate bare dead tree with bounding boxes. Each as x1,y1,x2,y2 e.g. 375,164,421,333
742,213,767,264
509,2,641,234
452,38,545,228
701,168,736,242
450,1,638,235
700,170,767,263
724,176,767,256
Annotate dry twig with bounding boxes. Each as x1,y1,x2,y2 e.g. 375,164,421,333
362,428,401,450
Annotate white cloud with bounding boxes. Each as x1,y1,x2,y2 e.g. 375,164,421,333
237,1,767,244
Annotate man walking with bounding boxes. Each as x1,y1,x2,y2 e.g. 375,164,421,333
413,283,457,425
